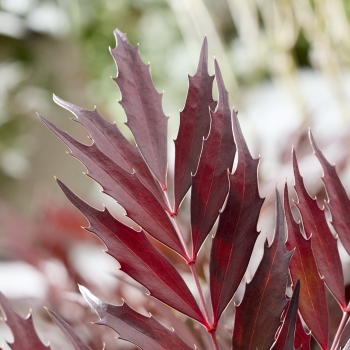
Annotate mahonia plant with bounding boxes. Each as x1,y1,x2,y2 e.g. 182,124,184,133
1,30,350,350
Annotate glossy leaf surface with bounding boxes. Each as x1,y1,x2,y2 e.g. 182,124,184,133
47,309,93,350
173,37,216,211
111,30,168,187
80,286,194,350
284,183,328,348
191,60,235,259
209,109,263,326
232,190,292,350
58,180,205,325
274,280,300,350
309,131,350,255
53,95,166,209
40,116,187,259
292,149,345,309
0,291,49,350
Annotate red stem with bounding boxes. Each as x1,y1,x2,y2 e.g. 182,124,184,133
163,189,217,345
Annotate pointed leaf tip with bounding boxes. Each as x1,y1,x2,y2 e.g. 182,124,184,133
292,148,345,309
309,131,350,256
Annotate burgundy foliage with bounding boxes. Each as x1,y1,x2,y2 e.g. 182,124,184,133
1,30,350,350
210,108,263,327
190,59,235,259
292,149,346,310
284,183,329,349
273,280,300,350
232,190,292,350
80,286,193,350
174,37,216,212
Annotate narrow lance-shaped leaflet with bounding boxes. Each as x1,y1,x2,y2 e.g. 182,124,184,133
232,189,292,350
191,59,235,259
292,149,346,309
309,130,350,256
173,37,216,212
284,183,328,349
210,109,263,327
111,30,168,188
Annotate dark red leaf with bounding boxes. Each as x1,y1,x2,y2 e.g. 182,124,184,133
110,30,168,188
284,183,329,349
46,308,93,350
232,189,292,350
209,109,263,326
190,59,235,259
0,291,50,350
57,180,205,325
173,37,216,212
309,131,350,256
53,95,166,210
295,315,311,350
274,280,300,350
79,286,194,350
40,116,188,259
292,149,346,309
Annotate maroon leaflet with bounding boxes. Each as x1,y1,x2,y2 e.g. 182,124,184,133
40,116,187,259
0,292,50,350
47,309,93,350
309,131,350,256
173,37,216,212
110,30,168,188
292,149,346,309
284,183,329,349
294,315,311,350
232,190,292,350
274,280,300,350
57,180,205,325
190,59,235,259
53,95,166,210
209,109,263,327
79,286,194,350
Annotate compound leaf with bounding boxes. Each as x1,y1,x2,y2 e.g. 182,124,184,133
58,180,205,325
232,189,292,350
191,59,235,259
292,149,346,309
40,116,187,259
0,291,50,350
111,30,168,188
210,109,263,326
79,286,194,350
53,95,166,210
173,37,216,212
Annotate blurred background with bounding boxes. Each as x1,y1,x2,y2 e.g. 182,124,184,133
1,0,350,348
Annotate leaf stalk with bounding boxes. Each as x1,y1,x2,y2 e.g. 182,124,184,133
331,301,350,350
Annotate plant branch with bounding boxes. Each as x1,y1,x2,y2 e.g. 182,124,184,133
331,302,350,350
209,329,219,350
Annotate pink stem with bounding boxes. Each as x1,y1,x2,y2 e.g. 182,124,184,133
209,330,219,350
331,302,350,350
